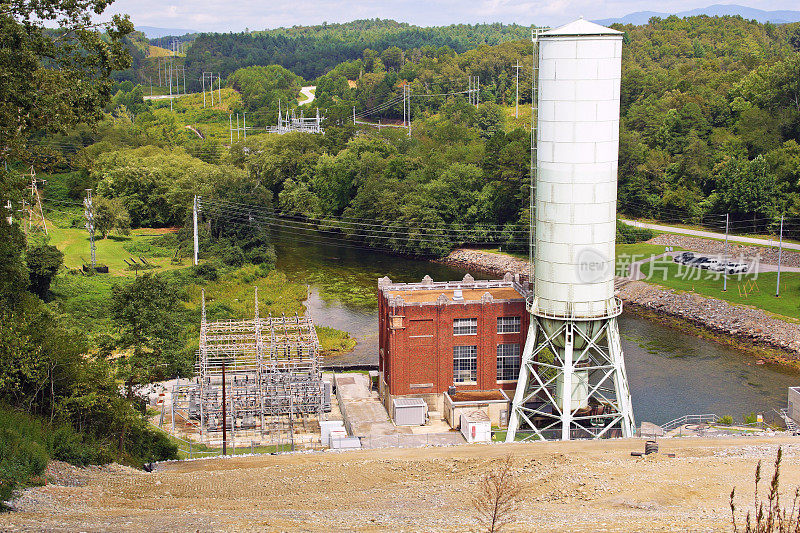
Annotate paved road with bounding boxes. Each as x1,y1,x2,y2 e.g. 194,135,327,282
619,218,800,251
619,251,800,282
298,85,316,106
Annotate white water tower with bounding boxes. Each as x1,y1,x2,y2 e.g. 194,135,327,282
506,19,635,441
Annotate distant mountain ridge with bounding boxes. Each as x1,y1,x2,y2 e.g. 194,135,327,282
137,26,198,39
595,4,800,26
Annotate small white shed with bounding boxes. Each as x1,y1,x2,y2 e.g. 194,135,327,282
789,387,800,423
320,420,345,445
392,397,428,426
461,410,491,443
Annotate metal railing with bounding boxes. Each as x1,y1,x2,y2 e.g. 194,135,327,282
526,295,623,321
776,409,798,434
659,413,720,433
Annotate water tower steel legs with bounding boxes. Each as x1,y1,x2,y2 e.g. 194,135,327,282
506,314,634,442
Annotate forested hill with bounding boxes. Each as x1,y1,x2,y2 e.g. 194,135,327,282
185,19,530,79
615,16,800,230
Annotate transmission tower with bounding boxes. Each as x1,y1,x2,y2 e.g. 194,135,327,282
84,189,96,268
26,167,48,235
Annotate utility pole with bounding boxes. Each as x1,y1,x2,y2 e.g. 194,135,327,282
236,113,240,140
193,195,199,266
723,213,729,292
243,111,246,139
222,362,227,456
476,75,480,108
183,67,186,96
403,84,407,127
84,189,96,269
514,61,522,118
776,213,784,297
4,200,12,225
407,86,411,137
210,72,214,106
218,74,222,103
353,106,356,125
229,114,233,144
202,74,206,107
158,59,162,86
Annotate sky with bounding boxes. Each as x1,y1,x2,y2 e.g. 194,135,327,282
101,0,800,33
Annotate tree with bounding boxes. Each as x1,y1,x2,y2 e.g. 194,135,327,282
0,173,29,306
26,245,64,300
0,0,134,159
110,274,188,394
715,155,779,223
789,26,800,52
380,46,404,71
93,196,131,238
472,455,523,533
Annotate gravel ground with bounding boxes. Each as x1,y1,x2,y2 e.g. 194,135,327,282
3,436,800,532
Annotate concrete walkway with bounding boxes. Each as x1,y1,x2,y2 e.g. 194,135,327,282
334,373,465,448
619,218,800,251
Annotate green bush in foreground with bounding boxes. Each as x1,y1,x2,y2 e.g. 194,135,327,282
0,408,49,507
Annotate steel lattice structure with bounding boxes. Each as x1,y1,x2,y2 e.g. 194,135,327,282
172,288,324,444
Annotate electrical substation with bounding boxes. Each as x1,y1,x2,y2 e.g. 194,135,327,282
170,289,327,450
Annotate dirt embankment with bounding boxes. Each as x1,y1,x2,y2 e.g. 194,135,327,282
439,248,800,364
3,437,800,532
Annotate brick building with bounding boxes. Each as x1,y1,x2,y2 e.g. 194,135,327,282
377,274,531,420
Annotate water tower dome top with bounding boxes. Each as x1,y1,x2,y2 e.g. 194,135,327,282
541,18,622,37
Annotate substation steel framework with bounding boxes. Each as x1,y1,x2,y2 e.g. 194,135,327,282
172,288,325,446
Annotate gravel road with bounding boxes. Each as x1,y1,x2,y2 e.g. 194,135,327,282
3,436,800,532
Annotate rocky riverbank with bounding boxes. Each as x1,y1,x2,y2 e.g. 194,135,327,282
440,248,800,365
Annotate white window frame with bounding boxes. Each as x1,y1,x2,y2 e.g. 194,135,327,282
497,316,521,334
453,345,478,384
496,343,521,382
453,317,477,336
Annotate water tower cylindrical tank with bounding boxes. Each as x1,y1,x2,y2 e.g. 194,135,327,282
534,20,623,319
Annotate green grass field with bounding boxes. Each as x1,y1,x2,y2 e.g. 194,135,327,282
640,259,800,320
44,214,354,353
48,225,185,274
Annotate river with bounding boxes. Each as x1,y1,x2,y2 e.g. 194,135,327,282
274,234,800,426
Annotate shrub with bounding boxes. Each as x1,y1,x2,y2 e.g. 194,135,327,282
49,426,99,467
719,415,734,425
617,220,655,244
194,263,218,281
0,409,50,508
